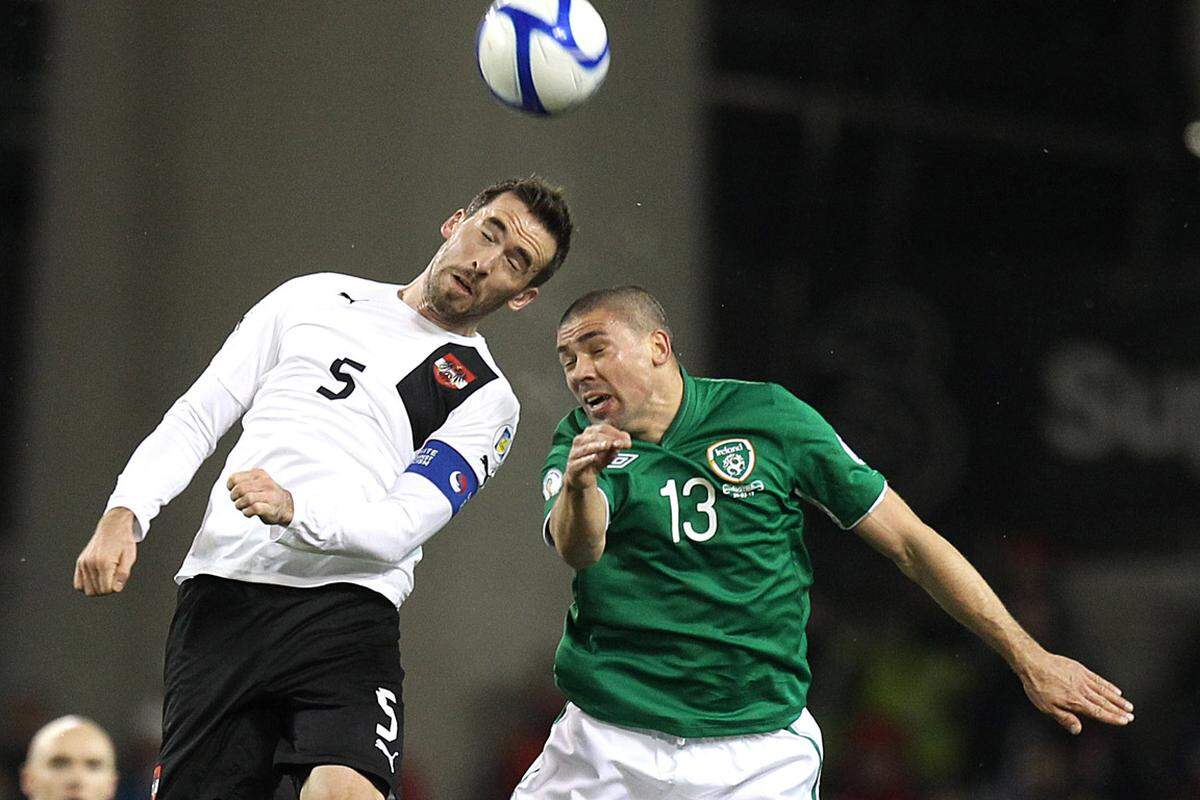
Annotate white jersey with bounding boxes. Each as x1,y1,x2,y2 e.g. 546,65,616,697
105,272,520,606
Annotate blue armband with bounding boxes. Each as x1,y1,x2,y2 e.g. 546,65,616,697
405,439,479,514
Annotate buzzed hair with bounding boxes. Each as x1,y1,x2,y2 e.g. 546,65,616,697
559,285,672,339
26,715,114,762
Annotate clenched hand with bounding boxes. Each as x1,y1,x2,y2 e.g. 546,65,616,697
74,507,138,596
564,423,632,492
227,468,294,526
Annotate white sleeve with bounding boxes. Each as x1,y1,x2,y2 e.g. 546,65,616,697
273,381,520,564
105,374,245,540
103,280,296,538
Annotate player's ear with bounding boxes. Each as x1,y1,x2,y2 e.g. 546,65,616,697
650,329,672,366
507,286,539,312
441,209,467,240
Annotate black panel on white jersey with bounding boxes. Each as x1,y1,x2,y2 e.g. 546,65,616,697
396,344,498,449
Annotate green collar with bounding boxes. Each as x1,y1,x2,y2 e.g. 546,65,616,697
658,365,695,447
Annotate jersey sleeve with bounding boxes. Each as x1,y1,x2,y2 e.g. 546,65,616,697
102,277,307,539
539,411,615,546
776,386,887,530
276,379,520,564
207,274,315,406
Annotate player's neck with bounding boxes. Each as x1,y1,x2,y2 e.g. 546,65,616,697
397,282,479,337
630,364,684,444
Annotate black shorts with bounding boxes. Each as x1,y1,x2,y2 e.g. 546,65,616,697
154,575,404,800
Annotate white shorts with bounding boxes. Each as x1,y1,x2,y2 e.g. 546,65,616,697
510,702,824,800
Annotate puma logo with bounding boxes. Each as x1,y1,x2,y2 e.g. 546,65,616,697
339,291,365,304
375,739,399,772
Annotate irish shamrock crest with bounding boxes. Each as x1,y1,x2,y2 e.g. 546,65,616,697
706,438,756,483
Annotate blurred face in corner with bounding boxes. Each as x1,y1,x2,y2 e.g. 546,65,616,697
21,723,117,800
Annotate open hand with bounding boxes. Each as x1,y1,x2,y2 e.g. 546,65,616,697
1017,648,1134,734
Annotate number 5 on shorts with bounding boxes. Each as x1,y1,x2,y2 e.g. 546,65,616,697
374,688,400,772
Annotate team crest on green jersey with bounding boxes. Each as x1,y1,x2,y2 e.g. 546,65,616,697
542,468,563,500
706,438,756,483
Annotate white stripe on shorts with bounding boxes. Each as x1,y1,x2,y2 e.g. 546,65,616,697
510,703,824,800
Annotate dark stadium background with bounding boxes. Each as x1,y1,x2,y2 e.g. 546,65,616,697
2,2,1197,798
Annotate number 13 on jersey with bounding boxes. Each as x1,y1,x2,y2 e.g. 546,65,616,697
659,477,719,543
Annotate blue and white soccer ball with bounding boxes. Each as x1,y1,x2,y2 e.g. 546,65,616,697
476,0,611,115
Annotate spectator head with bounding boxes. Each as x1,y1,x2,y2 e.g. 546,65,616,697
20,716,117,800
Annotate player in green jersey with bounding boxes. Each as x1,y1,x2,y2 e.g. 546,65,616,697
511,286,1134,800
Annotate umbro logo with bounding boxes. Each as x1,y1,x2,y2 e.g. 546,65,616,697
607,452,639,469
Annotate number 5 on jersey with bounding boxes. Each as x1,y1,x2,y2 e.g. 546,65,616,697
659,477,719,543
317,357,366,401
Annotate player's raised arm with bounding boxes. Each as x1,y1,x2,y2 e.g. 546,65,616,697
852,489,1135,735
548,423,630,569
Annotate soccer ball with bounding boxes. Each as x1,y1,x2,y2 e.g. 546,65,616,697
475,0,611,115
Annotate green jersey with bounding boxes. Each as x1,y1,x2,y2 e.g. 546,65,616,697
540,368,887,738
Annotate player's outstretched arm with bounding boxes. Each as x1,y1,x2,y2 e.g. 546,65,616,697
853,488,1134,735
549,423,630,569
74,507,138,596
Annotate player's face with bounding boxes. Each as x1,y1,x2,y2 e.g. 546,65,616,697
20,726,117,800
557,310,661,432
423,192,556,324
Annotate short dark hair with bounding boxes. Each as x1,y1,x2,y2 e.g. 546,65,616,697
559,285,673,339
464,175,572,288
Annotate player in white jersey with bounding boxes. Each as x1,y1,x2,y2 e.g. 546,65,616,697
72,176,572,800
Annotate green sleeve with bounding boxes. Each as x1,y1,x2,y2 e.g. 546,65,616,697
775,386,887,529
540,415,576,519
539,410,619,544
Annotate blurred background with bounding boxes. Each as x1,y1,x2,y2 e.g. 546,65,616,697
2,1,1198,798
